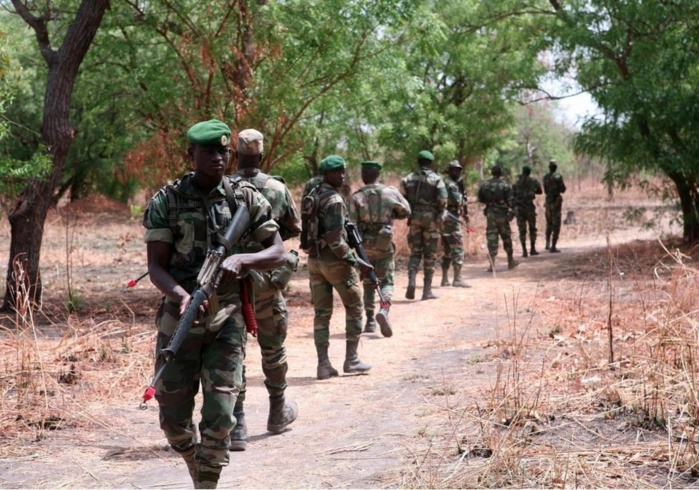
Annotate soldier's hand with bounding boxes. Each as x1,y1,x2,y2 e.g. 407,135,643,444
356,257,374,279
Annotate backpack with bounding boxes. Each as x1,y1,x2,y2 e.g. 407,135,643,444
300,184,335,252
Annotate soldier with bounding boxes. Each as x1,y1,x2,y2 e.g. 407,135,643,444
303,155,373,380
512,165,543,257
230,129,300,451
400,150,447,300
440,160,471,288
348,160,411,337
543,159,567,253
477,165,519,272
143,119,286,488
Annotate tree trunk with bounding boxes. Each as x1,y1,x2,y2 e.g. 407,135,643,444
668,171,699,244
2,0,110,312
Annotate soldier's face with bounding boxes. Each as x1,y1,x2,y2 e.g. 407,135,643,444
448,168,462,180
191,144,231,180
324,168,345,188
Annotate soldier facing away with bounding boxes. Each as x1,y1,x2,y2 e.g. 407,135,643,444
302,155,374,380
348,160,411,336
230,129,301,451
543,159,567,253
512,165,543,257
142,119,286,488
477,165,519,272
400,150,448,300
440,160,471,288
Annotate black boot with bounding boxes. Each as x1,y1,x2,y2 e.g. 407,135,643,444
452,264,471,288
267,395,298,434
530,239,539,256
363,313,376,333
316,345,339,380
440,260,450,287
507,253,519,269
550,237,560,253
520,238,528,258
405,269,417,299
545,234,551,250
421,271,437,300
229,400,248,451
375,307,392,338
343,340,372,374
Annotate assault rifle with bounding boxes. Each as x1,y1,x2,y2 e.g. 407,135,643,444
140,202,252,408
444,210,476,233
345,221,392,337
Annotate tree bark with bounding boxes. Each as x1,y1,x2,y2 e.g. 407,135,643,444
667,171,699,244
2,0,110,311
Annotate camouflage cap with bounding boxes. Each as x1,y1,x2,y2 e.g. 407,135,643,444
447,160,463,169
237,128,264,155
187,119,231,146
361,160,382,170
319,155,346,173
418,150,434,161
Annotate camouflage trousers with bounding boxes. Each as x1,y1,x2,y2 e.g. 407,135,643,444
154,293,246,470
516,206,537,242
545,200,563,240
440,219,464,267
308,248,363,346
237,273,289,401
485,213,514,257
407,219,441,274
362,249,395,316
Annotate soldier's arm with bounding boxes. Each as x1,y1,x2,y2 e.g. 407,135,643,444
322,200,356,263
559,176,567,194
390,188,411,219
348,193,360,223
535,179,543,195
277,187,302,240
436,179,448,211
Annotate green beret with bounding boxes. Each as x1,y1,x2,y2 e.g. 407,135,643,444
187,119,232,146
319,155,346,173
361,160,382,170
418,150,434,161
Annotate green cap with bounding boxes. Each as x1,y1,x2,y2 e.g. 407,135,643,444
361,160,382,170
187,119,232,146
319,155,346,173
418,150,434,161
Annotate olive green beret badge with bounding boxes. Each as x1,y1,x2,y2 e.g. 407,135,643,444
220,134,229,146
187,119,232,146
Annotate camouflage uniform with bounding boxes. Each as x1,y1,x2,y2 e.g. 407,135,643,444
512,172,543,257
143,172,277,477
348,182,411,330
441,173,469,286
543,164,567,252
400,167,447,299
477,173,518,270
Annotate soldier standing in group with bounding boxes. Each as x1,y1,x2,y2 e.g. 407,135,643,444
301,155,373,380
512,165,543,257
229,129,300,451
477,165,519,272
400,150,447,300
543,159,567,253
440,160,471,288
143,119,286,488
348,160,411,337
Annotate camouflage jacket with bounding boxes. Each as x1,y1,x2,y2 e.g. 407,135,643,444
477,176,515,216
303,175,351,203
543,171,567,203
400,168,447,217
348,183,411,240
143,172,277,291
512,174,542,211
443,174,468,216
312,182,356,264
234,169,301,249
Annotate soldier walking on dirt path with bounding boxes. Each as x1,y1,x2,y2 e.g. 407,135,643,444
512,165,543,257
543,159,567,253
440,160,471,288
400,150,447,301
229,129,300,452
142,119,286,488
302,155,374,380
348,161,411,336
477,165,519,272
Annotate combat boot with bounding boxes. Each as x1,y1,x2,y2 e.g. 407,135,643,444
195,464,221,489
550,237,560,253
507,253,519,269
451,264,471,288
421,271,437,300
375,307,392,338
545,234,551,250
530,240,539,256
363,313,377,333
343,340,372,374
316,345,339,380
440,261,450,287
486,255,496,272
405,269,417,299
229,400,248,451
267,395,298,434
520,238,528,258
